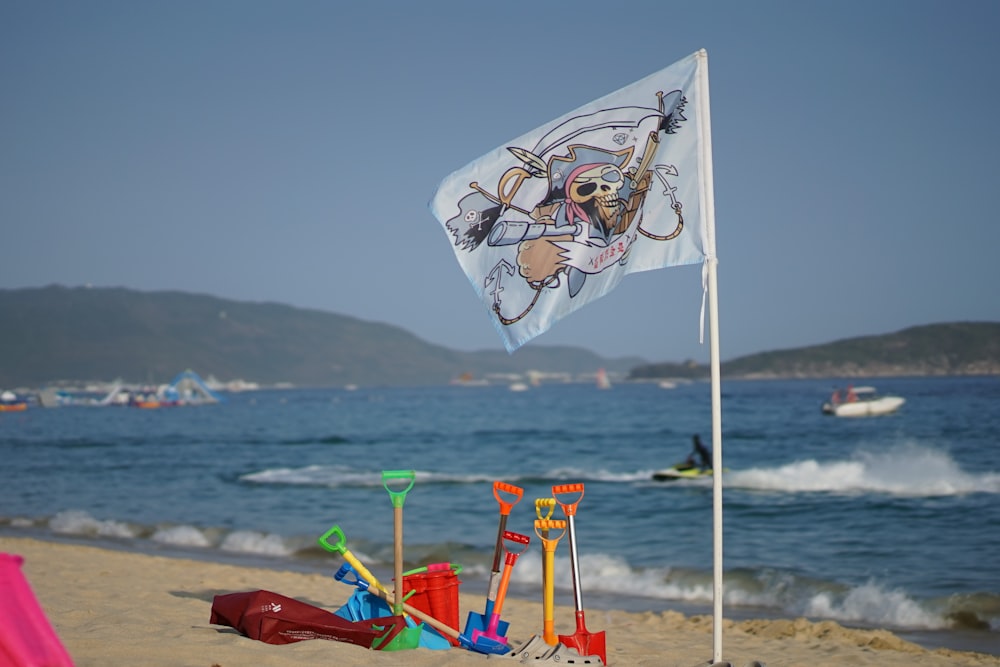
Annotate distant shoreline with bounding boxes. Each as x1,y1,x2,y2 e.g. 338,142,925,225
5,371,1000,398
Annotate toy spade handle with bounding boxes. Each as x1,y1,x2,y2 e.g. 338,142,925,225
494,532,530,618
534,519,567,549
318,525,386,593
334,563,370,591
382,470,416,508
501,530,531,565
317,524,347,554
494,481,524,515
535,497,556,520
552,483,585,516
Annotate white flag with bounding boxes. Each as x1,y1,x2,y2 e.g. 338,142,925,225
429,50,712,352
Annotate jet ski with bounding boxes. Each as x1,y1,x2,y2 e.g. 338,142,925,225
651,461,714,481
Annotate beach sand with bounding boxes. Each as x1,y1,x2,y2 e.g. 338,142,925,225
3,537,997,667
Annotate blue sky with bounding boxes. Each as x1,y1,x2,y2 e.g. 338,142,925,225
2,1,998,363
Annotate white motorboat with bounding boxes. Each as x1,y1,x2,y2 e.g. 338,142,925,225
822,386,905,417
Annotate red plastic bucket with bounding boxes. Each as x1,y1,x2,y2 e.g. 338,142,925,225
401,563,462,645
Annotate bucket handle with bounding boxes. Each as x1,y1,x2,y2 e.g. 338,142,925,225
402,562,463,577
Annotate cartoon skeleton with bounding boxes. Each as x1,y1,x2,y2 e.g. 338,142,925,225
444,89,689,325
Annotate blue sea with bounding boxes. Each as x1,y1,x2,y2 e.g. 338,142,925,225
2,375,998,655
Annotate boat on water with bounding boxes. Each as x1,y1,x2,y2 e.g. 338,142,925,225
451,372,489,387
822,386,905,417
653,434,717,481
651,462,715,481
0,390,28,412
596,368,611,390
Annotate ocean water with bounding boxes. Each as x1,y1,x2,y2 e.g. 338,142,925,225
2,375,998,655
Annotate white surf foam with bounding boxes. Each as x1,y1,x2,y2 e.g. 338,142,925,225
726,443,1000,496
48,509,137,538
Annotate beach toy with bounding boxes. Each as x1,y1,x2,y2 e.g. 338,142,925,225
470,530,530,646
501,638,605,663
382,471,415,616
535,496,556,521
333,564,451,650
476,509,599,665
552,483,607,666
317,523,421,651
401,562,463,646
464,481,523,640
534,514,567,645
318,525,509,654
381,470,426,650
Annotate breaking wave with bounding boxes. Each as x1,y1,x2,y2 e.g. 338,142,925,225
725,444,1000,496
3,508,996,635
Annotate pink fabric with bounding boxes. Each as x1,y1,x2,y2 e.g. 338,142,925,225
563,163,604,225
0,553,74,667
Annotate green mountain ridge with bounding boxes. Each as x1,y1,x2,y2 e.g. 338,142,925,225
0,285,645,387
629,322,1000,380
2,286,997,388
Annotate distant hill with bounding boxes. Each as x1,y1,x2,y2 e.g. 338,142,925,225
629,322,1000,380
4,287,997,388
0,285,645,388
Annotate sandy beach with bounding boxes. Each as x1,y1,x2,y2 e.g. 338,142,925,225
2,537,997,667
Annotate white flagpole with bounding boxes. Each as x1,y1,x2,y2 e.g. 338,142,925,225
694,49,724,664
709,258,724,664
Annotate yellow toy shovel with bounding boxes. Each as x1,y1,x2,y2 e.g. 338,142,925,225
534,516,567,646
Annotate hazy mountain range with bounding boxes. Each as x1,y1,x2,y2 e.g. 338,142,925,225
1,285,997,388
0,285,645,388
630,321,1000,380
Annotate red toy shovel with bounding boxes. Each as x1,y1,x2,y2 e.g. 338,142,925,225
552,483,606,665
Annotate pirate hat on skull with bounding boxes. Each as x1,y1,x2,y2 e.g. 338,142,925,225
545,145,634,201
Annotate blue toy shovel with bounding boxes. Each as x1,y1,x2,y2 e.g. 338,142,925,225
464,481,523,640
